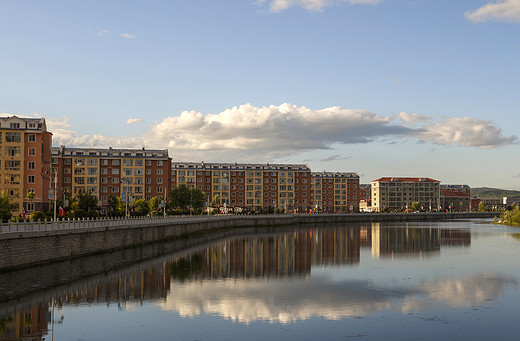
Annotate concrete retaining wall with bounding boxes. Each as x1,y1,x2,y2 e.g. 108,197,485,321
0,212,498,272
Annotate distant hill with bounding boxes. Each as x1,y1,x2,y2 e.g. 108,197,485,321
471,187,520,198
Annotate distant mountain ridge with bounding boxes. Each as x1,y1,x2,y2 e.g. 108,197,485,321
471,187,520,198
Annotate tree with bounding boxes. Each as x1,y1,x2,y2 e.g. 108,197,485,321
170,185,205,213
107,195,123,217
149,196,161,212
133,199,150,216
76,190,98,212
212,194,220,206
478,202,487,212
0,192,13,222
410,201,421,212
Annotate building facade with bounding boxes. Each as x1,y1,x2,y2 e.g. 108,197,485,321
440,185,471,211
371,177,440,212
310,172,360,213
171,162,312,213
0,116,52,215
51,146,171,211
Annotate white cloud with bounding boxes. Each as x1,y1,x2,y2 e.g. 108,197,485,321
395,112,431,127
420,117,516,148
465,0,520,23
126,118,144,125
97,29,110,36
258,0,379,12
44,103,516,161
119,33,136,39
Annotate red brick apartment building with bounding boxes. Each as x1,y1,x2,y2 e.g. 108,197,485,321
310,172,360,213
51,146,171,212
171,162,313,213
440,185,471,211
0,116,52,215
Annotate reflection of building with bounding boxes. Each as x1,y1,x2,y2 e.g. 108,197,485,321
171,228,362,280
440,185,471,211
371,223,441,258
371,177,440,212
0,116,52,215
171,162,312,212
51,146,171,212
310,172,360,213
0,303,49,340
440,229,471,247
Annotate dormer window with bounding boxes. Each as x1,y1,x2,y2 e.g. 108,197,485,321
10,123,20,129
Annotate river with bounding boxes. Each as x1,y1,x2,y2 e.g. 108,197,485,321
1,219,519,340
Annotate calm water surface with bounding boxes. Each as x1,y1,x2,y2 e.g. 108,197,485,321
2,219,520,340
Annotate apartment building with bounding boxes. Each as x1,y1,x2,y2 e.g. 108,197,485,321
371,177,440,212
310,172,360,213
171,162,312,212
51,146,171,211
440,185,471,211
0,116,52,215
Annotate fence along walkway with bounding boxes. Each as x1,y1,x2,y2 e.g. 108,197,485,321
0,216,224,235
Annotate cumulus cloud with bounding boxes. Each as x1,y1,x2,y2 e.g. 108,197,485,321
420,117,516,148
126,118,144,125
44,103,516,161
395,112,431,127
465,0,520,23
257,0,379,12
119,33,136,39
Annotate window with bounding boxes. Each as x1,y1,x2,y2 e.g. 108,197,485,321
28,148,36,156
64,159,72,165
123,159,133,166
101,159,108,165
157,169,163,175
146,160,151,166
9,123,20,129
101,178,108,184
112,177,119,184
112,159,120,166
101,168,108,174
157,187,163,193
27,161,35,170
28,134,36,142
158,161,163,166
146,169,151,175
64,168,71,174
135,159,143,167
87,159,98,166
112,187,119,193
157,178,163,184
27,175,35,183
64,177,71,183
112,168,119,175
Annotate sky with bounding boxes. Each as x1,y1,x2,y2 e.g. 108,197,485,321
1,0,519,189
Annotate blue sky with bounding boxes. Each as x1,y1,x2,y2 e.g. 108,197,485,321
1,0,519,189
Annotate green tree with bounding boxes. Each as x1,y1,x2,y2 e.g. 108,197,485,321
149,196,161,212
411,201,421,212
212,194,220,206
0,192,13,222
133,199,150,216
107,195,123,217
478,202,487,212
76,190,99,212
170,185,205,212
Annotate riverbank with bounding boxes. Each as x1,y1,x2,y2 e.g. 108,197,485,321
0,212,498,272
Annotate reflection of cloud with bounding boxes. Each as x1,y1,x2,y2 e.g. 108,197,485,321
161,276,412,323
159,274,515,324
465,0,520,23
401,275,516,313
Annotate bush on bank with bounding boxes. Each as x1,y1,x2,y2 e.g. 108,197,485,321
495,206,520,226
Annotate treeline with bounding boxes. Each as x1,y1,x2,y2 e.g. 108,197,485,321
1,184,208,223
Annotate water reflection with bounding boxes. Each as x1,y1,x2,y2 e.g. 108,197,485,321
1,222,517,340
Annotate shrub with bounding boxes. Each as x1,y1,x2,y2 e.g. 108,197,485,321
30,211,47,222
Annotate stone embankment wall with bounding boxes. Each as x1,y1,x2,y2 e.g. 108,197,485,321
0,212,498,272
